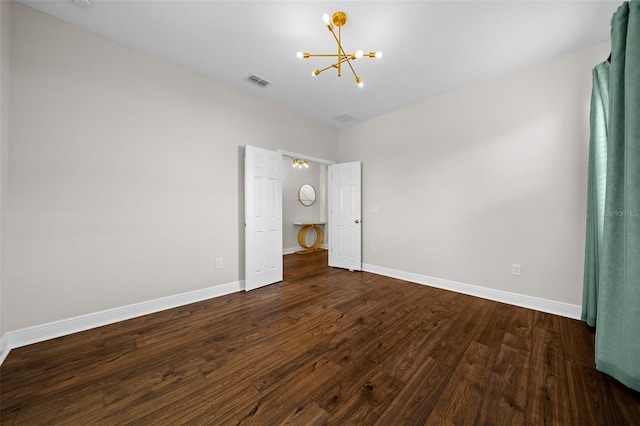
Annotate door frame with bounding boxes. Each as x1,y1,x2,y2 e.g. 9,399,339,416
277,150,335,167
243,148,361,288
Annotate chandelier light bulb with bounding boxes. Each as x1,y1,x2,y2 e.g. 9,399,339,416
296,52,303,58
355,50,364,59
322,13,330,24
312,70,319,77
375,51,383,58
356,77,363,88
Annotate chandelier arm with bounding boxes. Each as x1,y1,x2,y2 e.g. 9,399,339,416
327,25,359,79
338,56,356,69
306,53,350,58
344,57,359,80
315,61,342,75
331,56,356,69
315,54,356,75
338,52,359,80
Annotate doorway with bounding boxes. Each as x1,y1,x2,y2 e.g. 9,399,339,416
244,145,361,291
280,152,330,257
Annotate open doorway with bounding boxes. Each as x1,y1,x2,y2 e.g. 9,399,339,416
244,145,361,291
279,151,333,276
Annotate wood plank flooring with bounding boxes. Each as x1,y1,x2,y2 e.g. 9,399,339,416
2,251,640,425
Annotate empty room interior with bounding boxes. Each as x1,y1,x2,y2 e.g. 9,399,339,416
1,0,640,424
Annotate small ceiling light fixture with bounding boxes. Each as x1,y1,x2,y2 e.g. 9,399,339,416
292,159,309,169
297,11,382,88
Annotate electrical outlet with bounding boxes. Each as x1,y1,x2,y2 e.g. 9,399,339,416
216,258,223,269
512,264,521,276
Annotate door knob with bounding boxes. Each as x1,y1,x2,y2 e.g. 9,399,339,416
355,220,360,224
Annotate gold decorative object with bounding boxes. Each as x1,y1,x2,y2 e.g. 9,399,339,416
294,222,326,254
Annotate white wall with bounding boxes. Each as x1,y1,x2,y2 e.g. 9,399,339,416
3,1,611,340
282,159,327,253
340,42,609,306
4,3,338,332
0,0,11,339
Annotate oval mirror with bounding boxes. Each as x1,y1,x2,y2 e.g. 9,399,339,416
298,184,316,206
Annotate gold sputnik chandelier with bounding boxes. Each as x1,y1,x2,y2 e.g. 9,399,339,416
296,11,382,88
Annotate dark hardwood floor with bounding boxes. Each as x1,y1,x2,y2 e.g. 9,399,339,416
2,251,640,425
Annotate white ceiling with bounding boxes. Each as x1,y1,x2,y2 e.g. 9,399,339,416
18,0,619,128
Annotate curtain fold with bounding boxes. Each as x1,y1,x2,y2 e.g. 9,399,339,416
583,0,640,392
582,61,609,327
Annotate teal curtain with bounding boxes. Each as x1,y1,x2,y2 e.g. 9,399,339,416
583,0,640,392
582,61,609,327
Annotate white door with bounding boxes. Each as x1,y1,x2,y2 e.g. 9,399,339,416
328,162,362,271
244,145,282,291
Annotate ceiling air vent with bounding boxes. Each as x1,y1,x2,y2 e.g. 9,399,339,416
334,113,355,123
247,74,271,88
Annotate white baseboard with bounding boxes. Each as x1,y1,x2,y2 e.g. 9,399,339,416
0,264,582,367
362,263,581,320
0,280,244,365
0,336,8,366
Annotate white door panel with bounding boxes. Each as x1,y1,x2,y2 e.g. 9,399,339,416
245,145,282,291
329,162,362,271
